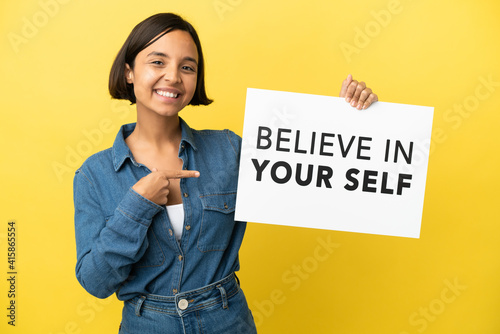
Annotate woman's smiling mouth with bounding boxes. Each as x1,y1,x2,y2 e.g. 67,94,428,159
155,89,179,98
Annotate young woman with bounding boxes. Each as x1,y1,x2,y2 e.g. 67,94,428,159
73,13,377,334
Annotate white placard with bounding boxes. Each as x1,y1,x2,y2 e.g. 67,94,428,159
235,88,434,238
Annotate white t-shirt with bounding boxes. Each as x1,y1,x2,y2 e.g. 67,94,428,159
166,204,185,241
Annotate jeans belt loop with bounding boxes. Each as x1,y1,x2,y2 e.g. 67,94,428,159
135,296,147,317
216,284,228,309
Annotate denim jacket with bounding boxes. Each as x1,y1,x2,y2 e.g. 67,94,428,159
74,119,246,300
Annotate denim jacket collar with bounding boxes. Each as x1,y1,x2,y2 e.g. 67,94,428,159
112,117,198,172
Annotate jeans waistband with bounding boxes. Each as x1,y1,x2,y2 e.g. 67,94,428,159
126,273,240,316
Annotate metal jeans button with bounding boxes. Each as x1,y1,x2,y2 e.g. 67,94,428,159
178,299,189,310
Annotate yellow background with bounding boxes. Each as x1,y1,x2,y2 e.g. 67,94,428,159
1,0,500,333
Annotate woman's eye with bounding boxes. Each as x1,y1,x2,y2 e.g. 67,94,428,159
182,66,196,72
152,61,163,65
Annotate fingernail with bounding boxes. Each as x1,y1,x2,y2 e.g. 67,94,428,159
357,103,362,109
346,97,351,103
351,100,356,106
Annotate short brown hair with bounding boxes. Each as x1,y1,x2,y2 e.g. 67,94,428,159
109,13,212,106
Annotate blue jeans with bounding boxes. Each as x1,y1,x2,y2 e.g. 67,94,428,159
119,273,257,334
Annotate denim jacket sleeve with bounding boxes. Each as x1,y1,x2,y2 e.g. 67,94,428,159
73,168,162,299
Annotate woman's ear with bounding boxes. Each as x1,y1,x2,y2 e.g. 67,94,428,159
125,64,133,84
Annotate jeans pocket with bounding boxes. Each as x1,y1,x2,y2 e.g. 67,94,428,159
197,192,236,252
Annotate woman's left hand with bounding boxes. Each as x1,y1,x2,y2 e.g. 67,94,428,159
339,74,378,110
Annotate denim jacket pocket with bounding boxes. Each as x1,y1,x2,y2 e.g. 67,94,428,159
197,192,236,252
104,215,165,268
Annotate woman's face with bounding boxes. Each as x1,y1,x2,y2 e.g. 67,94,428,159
125,29,199,118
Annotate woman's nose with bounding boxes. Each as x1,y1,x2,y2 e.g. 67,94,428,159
163,66,181,83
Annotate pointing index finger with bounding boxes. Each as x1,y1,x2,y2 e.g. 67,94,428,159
158,170,200,179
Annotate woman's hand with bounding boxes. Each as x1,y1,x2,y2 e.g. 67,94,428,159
339,74,378,110
132,169,200,206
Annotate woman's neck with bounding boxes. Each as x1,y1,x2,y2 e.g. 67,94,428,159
127,111,182,151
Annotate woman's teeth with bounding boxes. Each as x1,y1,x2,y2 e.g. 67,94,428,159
156,90,178,98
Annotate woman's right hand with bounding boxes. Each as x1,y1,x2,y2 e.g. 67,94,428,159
132,169,200,206
339,74,378,110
